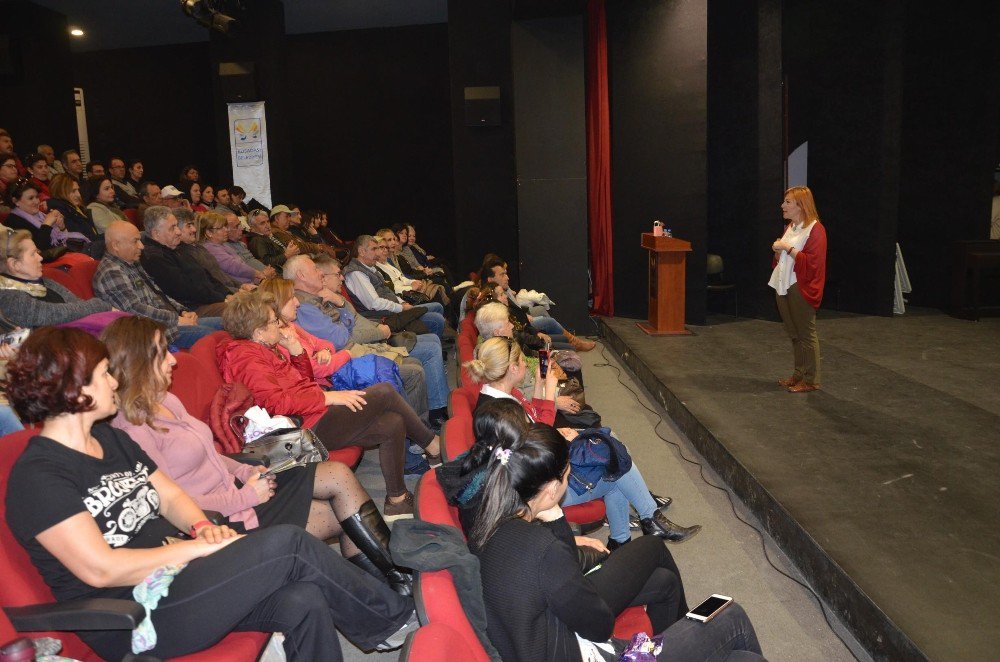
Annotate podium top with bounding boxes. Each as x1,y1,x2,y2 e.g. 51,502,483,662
641,233,692,252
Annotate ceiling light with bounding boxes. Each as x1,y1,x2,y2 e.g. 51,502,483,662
69,28,84,37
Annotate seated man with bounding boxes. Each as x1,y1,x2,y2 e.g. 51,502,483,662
288,255,450,430
344,234,447,340
205,211,275,283
375,228,450,309
248,208,298,268
481,256,595,352
270,204,334,257
135,181,161,229
93,220,223,349
139,205,231,317
108,156,140,209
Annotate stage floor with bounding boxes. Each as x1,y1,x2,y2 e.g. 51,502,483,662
599,309,1000,661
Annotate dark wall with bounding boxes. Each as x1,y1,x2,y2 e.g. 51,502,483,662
0,1,76,158
607,0,708,324
783,0,904,316
448,0,519,280
284,24,454,258
512,16,591,331
896,2,1000,308
72,43,219,187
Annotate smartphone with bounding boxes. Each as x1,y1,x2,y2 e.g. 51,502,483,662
538,348,550,378
685,594,733,623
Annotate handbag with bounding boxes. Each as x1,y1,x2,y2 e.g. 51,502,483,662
399,289,431,305
239,426,330,473
567,427,633,496
380,306,430,335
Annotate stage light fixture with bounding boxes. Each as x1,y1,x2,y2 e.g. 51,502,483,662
69,27,84,37
180,0,237,35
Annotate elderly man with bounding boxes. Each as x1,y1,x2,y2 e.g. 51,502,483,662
270,204,332,257
287,255,451,429
135,181,161,228
223,212,274,276
248,208,298,268
375,228,450,309
60,149,84,180
37,144,63,175
344,234,448,340
108,156,140,208
94,221,223,348
139,206,230,316
159,185,189,210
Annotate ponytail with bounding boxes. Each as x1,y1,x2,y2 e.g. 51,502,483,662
464,399,530,475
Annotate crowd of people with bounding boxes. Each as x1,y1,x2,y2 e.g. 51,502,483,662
0,122,770,661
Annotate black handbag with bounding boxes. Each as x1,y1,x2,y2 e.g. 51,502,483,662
381,306,430,335
399,289,431,306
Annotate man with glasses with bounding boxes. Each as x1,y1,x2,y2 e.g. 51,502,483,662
108,156,140,209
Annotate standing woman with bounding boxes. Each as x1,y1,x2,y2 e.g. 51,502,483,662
769,186,827,393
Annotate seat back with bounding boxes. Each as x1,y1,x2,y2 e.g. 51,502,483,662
122,208,138,227
414,469,462,533
440,414,474,461
41,253,99,300
400,621,475,661
168,352,223,428
189,330,232,378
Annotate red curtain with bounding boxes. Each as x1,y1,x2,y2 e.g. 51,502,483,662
586,0,614,316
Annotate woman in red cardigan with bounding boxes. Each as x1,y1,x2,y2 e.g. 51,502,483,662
216,290,441,520
768,186,827,392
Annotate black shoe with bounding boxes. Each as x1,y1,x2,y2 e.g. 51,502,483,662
606,536,632,552
341,500,414,596
640,511,702,543
650,492,673,509
629,494,673,529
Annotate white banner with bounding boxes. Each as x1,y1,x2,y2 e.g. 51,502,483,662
227,101,272,208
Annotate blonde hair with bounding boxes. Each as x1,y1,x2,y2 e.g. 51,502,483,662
464,336,522,384
198,211,227,241
223,290,276,339
474,302,510,337
1,228,33,269
257,278,295,319
784,186,821,225
101,316,171,429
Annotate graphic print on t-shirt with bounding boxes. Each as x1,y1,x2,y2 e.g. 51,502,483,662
82,461,160,547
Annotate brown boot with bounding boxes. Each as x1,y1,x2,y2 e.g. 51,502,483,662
564,330,596,352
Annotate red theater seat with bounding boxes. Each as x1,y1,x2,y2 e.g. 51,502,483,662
0,430,268,661
399,621,476,661
41,253,98,300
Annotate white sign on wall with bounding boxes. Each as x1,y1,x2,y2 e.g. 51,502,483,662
227,101,272,208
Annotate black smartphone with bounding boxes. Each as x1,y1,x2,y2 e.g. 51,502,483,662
538,348,550,378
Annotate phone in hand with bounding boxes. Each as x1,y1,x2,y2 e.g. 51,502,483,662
686,594,733,623
538,348,550,378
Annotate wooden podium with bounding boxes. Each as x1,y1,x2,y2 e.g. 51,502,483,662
637,233,693,336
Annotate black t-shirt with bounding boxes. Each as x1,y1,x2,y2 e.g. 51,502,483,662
6,423,161,602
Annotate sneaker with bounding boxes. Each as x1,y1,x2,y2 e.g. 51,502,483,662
383,492,415,522
375,610,420,651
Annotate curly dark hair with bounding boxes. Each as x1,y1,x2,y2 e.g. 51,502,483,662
3,327,109,423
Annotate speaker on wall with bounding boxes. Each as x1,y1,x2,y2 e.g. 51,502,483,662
218,61,257,102
464,86,501,127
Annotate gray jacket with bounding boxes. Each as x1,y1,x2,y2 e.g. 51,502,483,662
0,278,112,328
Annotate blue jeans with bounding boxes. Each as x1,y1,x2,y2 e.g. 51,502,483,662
173,316,225,350
415,303,446,338
0,404,23,436
528,315,571,349
562,463,658,543
408,333,448,410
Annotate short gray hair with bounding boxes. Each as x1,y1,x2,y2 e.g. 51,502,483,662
475,302,510,337
172,207,195,226
356,234,376,249
282,255,311,281
143,206,174,234
138,181,159,198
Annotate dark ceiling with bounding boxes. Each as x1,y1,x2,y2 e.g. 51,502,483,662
29,0,448,52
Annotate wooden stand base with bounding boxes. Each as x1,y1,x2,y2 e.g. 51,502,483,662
636,322,693,337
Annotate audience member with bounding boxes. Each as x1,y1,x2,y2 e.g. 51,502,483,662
60,149,84,180
24,152,51,202
0,130,24,175
0,152,18,206
47,173,99,241
183,180,208,212
108,156,140,209
3,326,417,661
229,185,250,216
103,315,412,595
470,423,762,662
159,184,190,210
200,212,272,284
248,208,298,268
344,234,447,339
135,180,162,227
4,179,89,251
0,229,112,328
93,220,223,349
37,143,63,175
375,228,450,309
178,164,200,185
139,206,229,316
223,211,274,276
126,159,144,188
84,176,128,233
271,204,332,257
213,185,236,215
217,290,442,519
174,208,245,293
200,184,215,208
84,160,105,180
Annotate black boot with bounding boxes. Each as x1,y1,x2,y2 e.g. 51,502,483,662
341,500,413,596
640,510,702,543
606,536,631,552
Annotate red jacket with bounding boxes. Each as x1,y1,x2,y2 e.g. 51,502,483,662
772,221,827,309
216,338,328,428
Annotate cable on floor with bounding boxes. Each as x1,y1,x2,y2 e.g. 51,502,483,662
585,321,862,662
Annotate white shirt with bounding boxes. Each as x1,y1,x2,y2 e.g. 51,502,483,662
768,221,815,295
344,263,404,313
377,259,417,294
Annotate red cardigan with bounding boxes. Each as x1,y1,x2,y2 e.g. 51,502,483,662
773,221,827,309
216,338,328,428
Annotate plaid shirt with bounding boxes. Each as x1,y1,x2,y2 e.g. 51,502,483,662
92,254,184,342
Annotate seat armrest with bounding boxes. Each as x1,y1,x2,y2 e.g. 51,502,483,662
5,598,146,631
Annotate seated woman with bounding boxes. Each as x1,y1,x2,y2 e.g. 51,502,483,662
46,173,100,241
257,277,353,385
85,176,128,234
475,288,571,350
3,179,90,253
465,337,700,548
184,180,209,213
102,316,411,594
217,290,441,520
472,424,763,662
199,183,215,210
3,326,416,661
0,229,115,329
200,211,271,284
174,209,246,294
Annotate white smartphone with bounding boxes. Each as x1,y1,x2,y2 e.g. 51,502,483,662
685,594,733,623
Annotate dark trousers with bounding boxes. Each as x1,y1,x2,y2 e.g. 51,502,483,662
140,525,412,661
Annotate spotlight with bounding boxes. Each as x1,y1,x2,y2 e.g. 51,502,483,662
69,27,85,37
180,0,237,35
